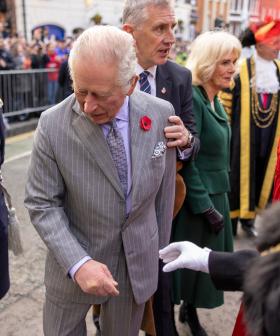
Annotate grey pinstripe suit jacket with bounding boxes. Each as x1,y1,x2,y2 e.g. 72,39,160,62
25,90,176,305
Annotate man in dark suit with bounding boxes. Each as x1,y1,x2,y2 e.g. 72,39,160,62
123,0,198,157
122,1,199,335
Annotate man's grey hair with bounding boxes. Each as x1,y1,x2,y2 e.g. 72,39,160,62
123,0,174,26
68,25,137,92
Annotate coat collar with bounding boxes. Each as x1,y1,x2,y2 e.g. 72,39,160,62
71,98,124,198
193,85,228,122
128,91,155,211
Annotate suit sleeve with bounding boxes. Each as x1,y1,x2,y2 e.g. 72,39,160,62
181,97,213,214
209,249,259,291
179,69,200,158
24,116,89,275
156,104,177,249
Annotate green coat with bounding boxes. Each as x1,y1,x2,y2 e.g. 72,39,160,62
172,86,233,308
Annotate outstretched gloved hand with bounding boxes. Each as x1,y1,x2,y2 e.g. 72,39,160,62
159,241,211,273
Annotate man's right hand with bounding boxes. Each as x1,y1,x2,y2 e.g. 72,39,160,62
74,259,119,297
159,241,210,273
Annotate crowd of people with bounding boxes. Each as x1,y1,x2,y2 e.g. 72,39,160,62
0,1,280,336
0,29,72,71
0,29,73,106
0,25,189,110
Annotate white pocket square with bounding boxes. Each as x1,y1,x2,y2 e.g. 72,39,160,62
152,141,166,158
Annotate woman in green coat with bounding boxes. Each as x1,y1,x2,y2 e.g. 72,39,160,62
172,31,242,336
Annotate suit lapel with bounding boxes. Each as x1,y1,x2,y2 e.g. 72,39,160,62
207,99,228,123
129,92,154,210
156,64,173,102
195,86,228,122
71,101,124,198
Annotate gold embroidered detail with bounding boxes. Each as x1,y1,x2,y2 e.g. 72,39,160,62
261,242,280,256
250,57,278,128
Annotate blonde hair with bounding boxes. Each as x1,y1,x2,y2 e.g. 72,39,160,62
186,31,242,85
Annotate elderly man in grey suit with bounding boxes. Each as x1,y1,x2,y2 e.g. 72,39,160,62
25,26,176,336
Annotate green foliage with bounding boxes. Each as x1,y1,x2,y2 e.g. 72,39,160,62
91,13,102,25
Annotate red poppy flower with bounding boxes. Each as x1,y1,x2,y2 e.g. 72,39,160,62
140,116,152,131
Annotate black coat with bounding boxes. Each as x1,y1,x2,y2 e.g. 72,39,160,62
209,249,259,291
57,60,73,102
156,60,199,158
0,108,9,299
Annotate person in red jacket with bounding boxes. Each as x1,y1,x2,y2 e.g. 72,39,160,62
45,42,61,105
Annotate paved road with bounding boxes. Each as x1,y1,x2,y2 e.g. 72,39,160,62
0,132,255,336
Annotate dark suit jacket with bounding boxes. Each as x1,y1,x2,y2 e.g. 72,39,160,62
152,61,199,336
156,60,199,158
209,249,259,291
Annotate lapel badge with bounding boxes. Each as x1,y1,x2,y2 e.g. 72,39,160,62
161,87,167,94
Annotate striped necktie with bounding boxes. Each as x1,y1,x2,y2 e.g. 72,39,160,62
139,71,151,94
106,119,128,196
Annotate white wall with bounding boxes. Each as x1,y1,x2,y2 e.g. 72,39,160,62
15,0,88,40
175,4,192,41
15,0,192,41
87,0,124,27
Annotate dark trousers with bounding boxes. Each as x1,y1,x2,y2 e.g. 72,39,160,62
152,260,178,336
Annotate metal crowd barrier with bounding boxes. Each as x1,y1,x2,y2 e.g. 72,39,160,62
0,69,56,118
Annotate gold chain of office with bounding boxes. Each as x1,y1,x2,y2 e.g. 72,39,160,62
250,57,278,129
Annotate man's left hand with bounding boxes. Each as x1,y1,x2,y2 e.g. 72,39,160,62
164,116,189,148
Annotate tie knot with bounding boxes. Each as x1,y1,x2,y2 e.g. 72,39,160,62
109,118,117,128
107,119,118,136
139,71,150,81
139,71,151,94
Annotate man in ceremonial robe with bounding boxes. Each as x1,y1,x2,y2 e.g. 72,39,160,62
220,18,280,237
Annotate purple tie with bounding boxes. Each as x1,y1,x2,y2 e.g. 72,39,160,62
106,119,128,196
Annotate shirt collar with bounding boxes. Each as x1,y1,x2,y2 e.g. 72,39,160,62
136,63,157,79
115,96,129,122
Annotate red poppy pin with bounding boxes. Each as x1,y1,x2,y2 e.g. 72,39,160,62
140,116,152,131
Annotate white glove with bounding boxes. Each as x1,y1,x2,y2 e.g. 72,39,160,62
159,241,211,273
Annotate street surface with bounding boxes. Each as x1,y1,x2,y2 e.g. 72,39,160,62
0,131,255,336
